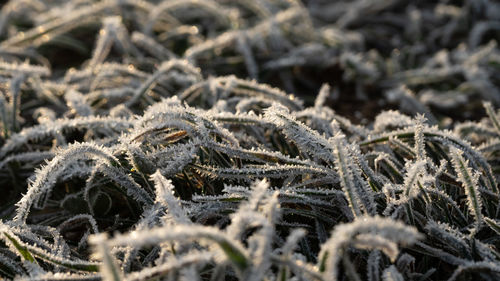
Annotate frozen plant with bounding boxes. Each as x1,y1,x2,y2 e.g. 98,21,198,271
0,0,499,280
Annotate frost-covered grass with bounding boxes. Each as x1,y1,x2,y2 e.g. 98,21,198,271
0,0,500,280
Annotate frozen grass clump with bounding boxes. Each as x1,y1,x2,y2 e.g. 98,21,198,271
0,0,499,280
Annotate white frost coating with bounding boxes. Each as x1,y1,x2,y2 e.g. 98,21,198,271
13,142,119,224
0,1,499,280
319,216,421,281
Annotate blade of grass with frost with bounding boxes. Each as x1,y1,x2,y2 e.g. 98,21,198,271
314,84,331,109
213,111,271,126
204,141,327,167
478,139,500,155
328,111,369,138
388,136,415,159
447,262,500,281
454,121,498,139
415,242,468,265
93,163,154,206
349,143,388,190
87,17,119,71
64,90,93,117
351,234,399,260
65,62,148,84
346,142,377,210
331,134,376,217
241,203,277,281
180,77,302,110
450,147,483,229
125,252,213,281
131,32,176,60
471,237,499,261
20,272,101,281
373,110,414,133
224,180,275,256
0,116,133,158
125,141,155,174
230,78,303,110
0,61,50,77
183,31,238,64
13,235,100,272
58,214,99,235
193,164,329,180
105,16,142,60
97,225,250,277
144,0,236,35
84,169,110,217
126,60,202,107
484,217,500,235
270,254,323,281
424,221,471,259
13,142,119,224
183,6,301,62
236,31,258,79
1,230,35,264
153,142,199,176
120,192,182,271
421,187,468,224
414,114,427,161
137,98,239,145
384,86,438,125
278,228,307,281
402,160,426,200
247,192,280,281
264,103,335,163
1,224,99,272
483,101,500,136
1,2,110,48
29,76,66,108
150,170,191,224
290,107,337,137
89,234,123,281
332,137,361,218
360,127,498,193
318,216,421,281
237,179,268,213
